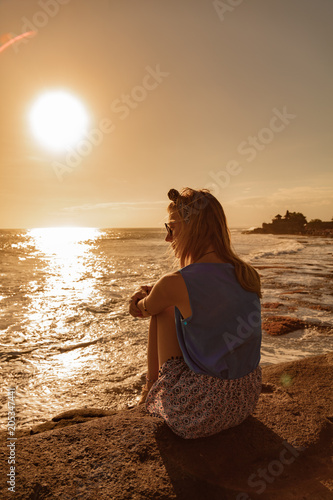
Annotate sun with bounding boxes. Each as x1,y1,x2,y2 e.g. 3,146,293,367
29,90,89,152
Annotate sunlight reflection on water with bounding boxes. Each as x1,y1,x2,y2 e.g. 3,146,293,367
28,227,100,284
25,227,102,331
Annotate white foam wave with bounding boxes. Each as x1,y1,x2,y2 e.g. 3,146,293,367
250,241,305,260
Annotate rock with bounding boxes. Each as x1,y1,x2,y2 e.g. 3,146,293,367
52,408,115,421
0,353,332,500
11,409,118,437
262,302,283,309
262,315,307,336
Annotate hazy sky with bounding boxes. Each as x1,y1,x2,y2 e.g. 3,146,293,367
1,0,332,228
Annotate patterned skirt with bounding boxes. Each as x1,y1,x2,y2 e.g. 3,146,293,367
145,358,262,439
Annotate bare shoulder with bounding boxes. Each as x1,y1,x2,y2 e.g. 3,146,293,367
155,271,183,285
153,272,185,295
163,271,183,280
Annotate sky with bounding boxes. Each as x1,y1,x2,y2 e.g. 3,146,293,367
0,0,332,228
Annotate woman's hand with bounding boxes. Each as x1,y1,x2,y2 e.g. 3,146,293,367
128,285,153,318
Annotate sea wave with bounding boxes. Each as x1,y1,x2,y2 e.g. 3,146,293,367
250,240,305,260
99,229,164,241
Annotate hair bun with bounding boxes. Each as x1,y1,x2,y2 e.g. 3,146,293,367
167,189,180,203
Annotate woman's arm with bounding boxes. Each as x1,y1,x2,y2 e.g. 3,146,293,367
136,273,182,317
128,285,153,317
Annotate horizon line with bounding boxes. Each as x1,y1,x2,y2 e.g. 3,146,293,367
0,225,249,230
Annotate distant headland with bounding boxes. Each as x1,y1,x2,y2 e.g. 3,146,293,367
244,211,333,237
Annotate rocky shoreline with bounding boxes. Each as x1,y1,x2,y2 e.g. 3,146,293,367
243,228,333,237
1,352,332,499
243,211,333,237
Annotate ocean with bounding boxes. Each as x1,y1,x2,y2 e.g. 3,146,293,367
0,228,332,429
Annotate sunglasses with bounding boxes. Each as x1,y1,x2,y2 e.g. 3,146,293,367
165,223,173,237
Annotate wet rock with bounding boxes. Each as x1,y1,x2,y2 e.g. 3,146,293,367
52,408,115,421
262,302,283,309
263,315,307,336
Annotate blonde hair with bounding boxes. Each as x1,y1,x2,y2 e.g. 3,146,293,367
167,187,261,298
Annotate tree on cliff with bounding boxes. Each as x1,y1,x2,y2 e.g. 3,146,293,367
262,211,307,234
284,212,307,226
250,212,332,236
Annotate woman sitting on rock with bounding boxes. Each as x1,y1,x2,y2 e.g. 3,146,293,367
129,187,262,439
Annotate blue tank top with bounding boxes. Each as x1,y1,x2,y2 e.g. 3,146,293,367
175,263,261,380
